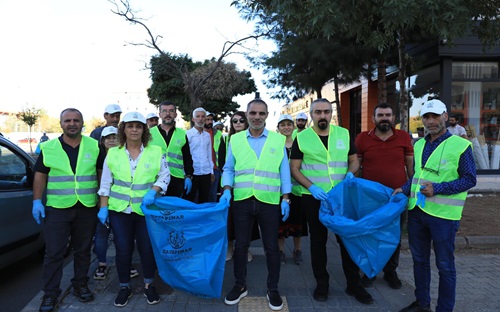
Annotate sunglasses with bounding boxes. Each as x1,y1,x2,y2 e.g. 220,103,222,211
232,118,246,124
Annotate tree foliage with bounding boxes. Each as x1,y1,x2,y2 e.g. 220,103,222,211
110,0,261,118
147,54,256,121
16,105,41,152
233,0,499,130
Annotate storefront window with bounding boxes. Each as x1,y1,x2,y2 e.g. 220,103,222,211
451,80,500,170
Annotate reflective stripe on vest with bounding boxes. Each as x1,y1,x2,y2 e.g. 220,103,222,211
232,131,285,205
408,136,471,220
42,136,99,208
297,125,349,194
107,145,162,216
150,126,186,178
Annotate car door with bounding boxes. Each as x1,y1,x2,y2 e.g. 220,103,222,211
0,137,44,269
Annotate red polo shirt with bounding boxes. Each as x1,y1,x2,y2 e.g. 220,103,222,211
354,128,414,189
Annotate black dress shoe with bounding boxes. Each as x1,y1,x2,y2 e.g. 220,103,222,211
39,295,57,312
313,286,328,302
399,300,432,312
345,285,374,304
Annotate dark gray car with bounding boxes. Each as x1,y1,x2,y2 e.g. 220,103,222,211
0,135,44,269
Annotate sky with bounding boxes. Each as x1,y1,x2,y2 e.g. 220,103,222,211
0,0,280,124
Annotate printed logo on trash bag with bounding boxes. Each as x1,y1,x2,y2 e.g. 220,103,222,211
169,230,186,249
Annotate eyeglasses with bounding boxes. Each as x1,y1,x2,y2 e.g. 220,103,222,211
232,118,246,124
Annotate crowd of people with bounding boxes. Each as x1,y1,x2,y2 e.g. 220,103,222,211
32,97,476,312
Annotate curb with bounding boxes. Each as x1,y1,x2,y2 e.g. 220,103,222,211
401,236,500,250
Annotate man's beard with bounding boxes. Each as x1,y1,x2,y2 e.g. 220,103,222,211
204,123,213,129
375,121,391,132
297,123,305,130
449,122,457,127
318,119,328,130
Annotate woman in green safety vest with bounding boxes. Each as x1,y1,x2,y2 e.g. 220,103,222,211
97,112,170,308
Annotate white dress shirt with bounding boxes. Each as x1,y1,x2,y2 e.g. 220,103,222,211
186,127,214,175
98,144,170,213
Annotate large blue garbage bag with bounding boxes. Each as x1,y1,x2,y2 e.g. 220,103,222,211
142,196,229,298
319,173,408,278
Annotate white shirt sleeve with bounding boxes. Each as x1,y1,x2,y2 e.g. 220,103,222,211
97,156,113,196
153,153,171,194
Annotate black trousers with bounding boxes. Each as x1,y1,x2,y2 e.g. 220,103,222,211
302,194,361,289
185,174,211,204
42,204,98,297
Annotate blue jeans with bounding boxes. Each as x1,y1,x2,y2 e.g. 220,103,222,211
93,221,110,264
42,205,97,297
208,168,221,202
109,210,157,286
408,207,459,312
233,197,281,290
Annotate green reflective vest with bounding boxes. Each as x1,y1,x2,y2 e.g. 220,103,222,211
150,126,186,178
232,131,285,205
214,130,222,165
297,125,349,194
408,135,471,220
292,128,298,140
107,145,162,216
42,136,99,208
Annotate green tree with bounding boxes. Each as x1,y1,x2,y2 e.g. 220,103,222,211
16,105,41,153
111,0,260,115
148,55,255,121
233,0,499,130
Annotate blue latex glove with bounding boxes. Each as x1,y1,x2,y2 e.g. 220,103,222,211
184,177,192,194
416,185,427,208
97,207,109,225
281,200,290,222
219,189,231,206
32,199,45,224
308,184,328,201
142,189,157,206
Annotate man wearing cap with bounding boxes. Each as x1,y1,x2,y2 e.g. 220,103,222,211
150,101,194,197
32,108,105,312
290,98,373,304
90,104,122,140
185,107,214,203
213,121,224,132
204,111,223,202
292,112,308,139
395,99,476,312
146,112,160,128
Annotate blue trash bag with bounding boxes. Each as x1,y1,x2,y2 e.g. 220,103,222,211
141,196,229,298
319,173,408,278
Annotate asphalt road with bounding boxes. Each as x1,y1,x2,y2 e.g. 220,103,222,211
0,251,72,312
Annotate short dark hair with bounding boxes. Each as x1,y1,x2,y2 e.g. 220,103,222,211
449,115,458,120
60,108,84,122
159,101,177,110
373,103,393,116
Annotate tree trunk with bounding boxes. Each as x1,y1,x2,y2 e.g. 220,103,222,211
397,32,409,132
333,76,342,127
378,59,387,104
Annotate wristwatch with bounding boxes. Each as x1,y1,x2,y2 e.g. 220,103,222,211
283,198,291,204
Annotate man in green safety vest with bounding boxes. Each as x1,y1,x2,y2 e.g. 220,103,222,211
204,111,222,202
149,101,194,197
290,98,374,305
220,99,291,311
32,108,105,312
395,99,476,312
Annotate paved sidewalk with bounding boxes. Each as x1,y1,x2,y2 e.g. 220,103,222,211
22,231,500,312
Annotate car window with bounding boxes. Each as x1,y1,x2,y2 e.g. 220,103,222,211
0,144,32,190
